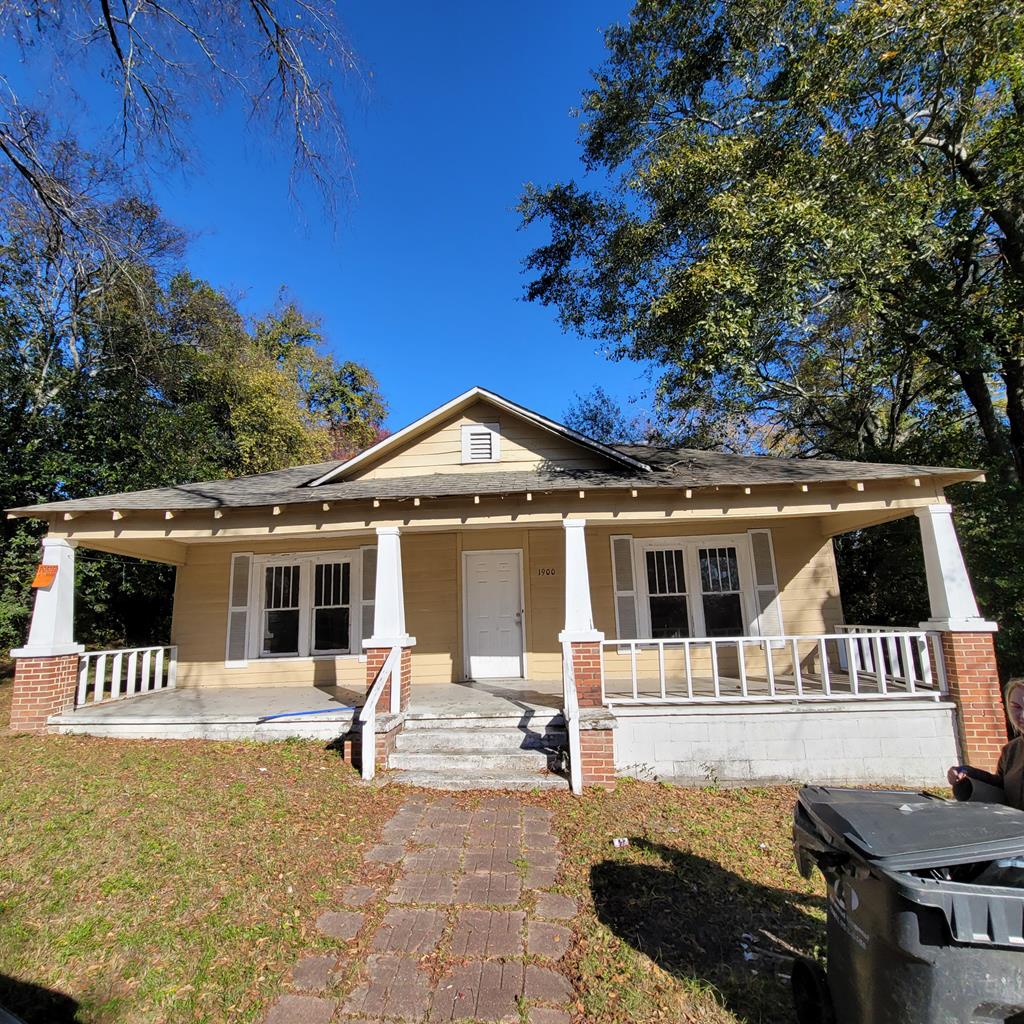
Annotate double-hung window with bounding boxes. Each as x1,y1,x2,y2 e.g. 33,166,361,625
621,534,775,640
225,547,376,666
697,546,745,636
312,562,351,654
644,548,690,638
262,563,303,655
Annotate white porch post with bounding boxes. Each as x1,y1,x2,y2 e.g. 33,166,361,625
914,504,996,632
11,536,84,658
558,519,614,789
365,526,415,649
558,519,603,643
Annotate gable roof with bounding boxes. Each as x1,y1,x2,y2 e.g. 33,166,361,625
306,386,652,484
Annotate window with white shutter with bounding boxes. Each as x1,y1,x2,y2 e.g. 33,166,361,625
461,423,501,463
748,529,784,637
225,552,253,667
610,535,639,640
226,549,370,664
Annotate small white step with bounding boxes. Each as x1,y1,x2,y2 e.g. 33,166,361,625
389,749,553,772
391,769,570,791
395,727,566,753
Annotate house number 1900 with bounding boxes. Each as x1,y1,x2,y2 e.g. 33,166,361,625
536,567,557,576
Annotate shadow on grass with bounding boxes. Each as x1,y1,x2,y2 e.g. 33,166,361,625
0,974,80,1023
591,838,825,1024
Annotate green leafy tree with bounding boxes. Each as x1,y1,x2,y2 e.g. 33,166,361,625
0,141,385,652
522,0,1024,478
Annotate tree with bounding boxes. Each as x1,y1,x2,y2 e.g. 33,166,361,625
521,0,1024,479
0,144,385,651
563,387,653,444
0,2,358,221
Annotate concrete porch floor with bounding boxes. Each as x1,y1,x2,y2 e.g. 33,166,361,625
49,678,565,740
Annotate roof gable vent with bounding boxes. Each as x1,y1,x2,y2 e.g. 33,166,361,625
461,423,500,464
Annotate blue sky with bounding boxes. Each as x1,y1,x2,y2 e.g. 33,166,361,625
8,2,653,430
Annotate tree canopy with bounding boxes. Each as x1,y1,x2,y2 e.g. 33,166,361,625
0,137,385,651
522,0,1024,476
527,0,1024,673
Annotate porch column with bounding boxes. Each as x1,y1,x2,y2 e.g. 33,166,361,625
559,518,615,789
363,526,415,715
915,504,1003,770
10,536,84,734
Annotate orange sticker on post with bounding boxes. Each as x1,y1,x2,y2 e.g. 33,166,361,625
31,564,58,588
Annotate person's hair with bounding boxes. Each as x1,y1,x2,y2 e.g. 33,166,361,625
1005,678,1024,733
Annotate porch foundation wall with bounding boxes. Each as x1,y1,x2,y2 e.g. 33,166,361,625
940,631,1006,772
611,701,959,787
9,654,80,734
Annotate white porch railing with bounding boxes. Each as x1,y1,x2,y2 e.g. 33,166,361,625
358,646,401,781
834,625,946,685
77,645,178,706
600,630,946,705
560,644,583,795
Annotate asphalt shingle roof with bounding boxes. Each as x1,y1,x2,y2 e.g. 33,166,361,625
6,446,981,517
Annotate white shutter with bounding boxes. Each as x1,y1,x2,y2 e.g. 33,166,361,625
225,552,253,667
610,535,639,640
360,545,377,643
748,530,784,637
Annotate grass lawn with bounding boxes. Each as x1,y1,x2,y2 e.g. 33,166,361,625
1,665,826,1023
0,668,404,1024
554,781,827,1024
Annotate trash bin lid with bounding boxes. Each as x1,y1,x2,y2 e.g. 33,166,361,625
798,787,1024,871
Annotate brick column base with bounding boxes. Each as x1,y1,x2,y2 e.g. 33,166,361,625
365,646,412,713
10,654,80,734
569,641,603,708
336,720,402,775
579,725,616,788
941,632,1006,772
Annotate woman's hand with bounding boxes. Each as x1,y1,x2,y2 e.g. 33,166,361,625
948,765,968,786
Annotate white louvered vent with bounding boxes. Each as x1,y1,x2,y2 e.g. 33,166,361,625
461,423,501,463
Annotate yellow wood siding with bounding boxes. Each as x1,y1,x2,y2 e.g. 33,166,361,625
170,519,842,688
171,537,369,688
353,400,610,479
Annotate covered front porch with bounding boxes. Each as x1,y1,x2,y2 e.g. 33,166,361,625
9,492,1007,791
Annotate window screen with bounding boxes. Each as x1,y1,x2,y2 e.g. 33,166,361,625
698,546,745,637
645,548,689,638
262,564,301,655
313,562,351,653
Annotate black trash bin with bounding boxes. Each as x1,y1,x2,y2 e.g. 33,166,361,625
792,786,1024,1024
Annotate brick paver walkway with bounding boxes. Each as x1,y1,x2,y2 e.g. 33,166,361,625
264,795,578,1024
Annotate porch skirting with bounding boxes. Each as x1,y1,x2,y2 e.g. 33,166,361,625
611,700,959,788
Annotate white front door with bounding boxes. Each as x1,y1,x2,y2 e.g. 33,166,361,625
464,550,524,678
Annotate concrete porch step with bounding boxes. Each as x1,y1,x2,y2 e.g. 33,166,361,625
402,712,565,729
389,768,571,791
394,726,566,753
388,748,555,772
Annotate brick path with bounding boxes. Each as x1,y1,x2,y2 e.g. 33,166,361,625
264,794,578,1024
